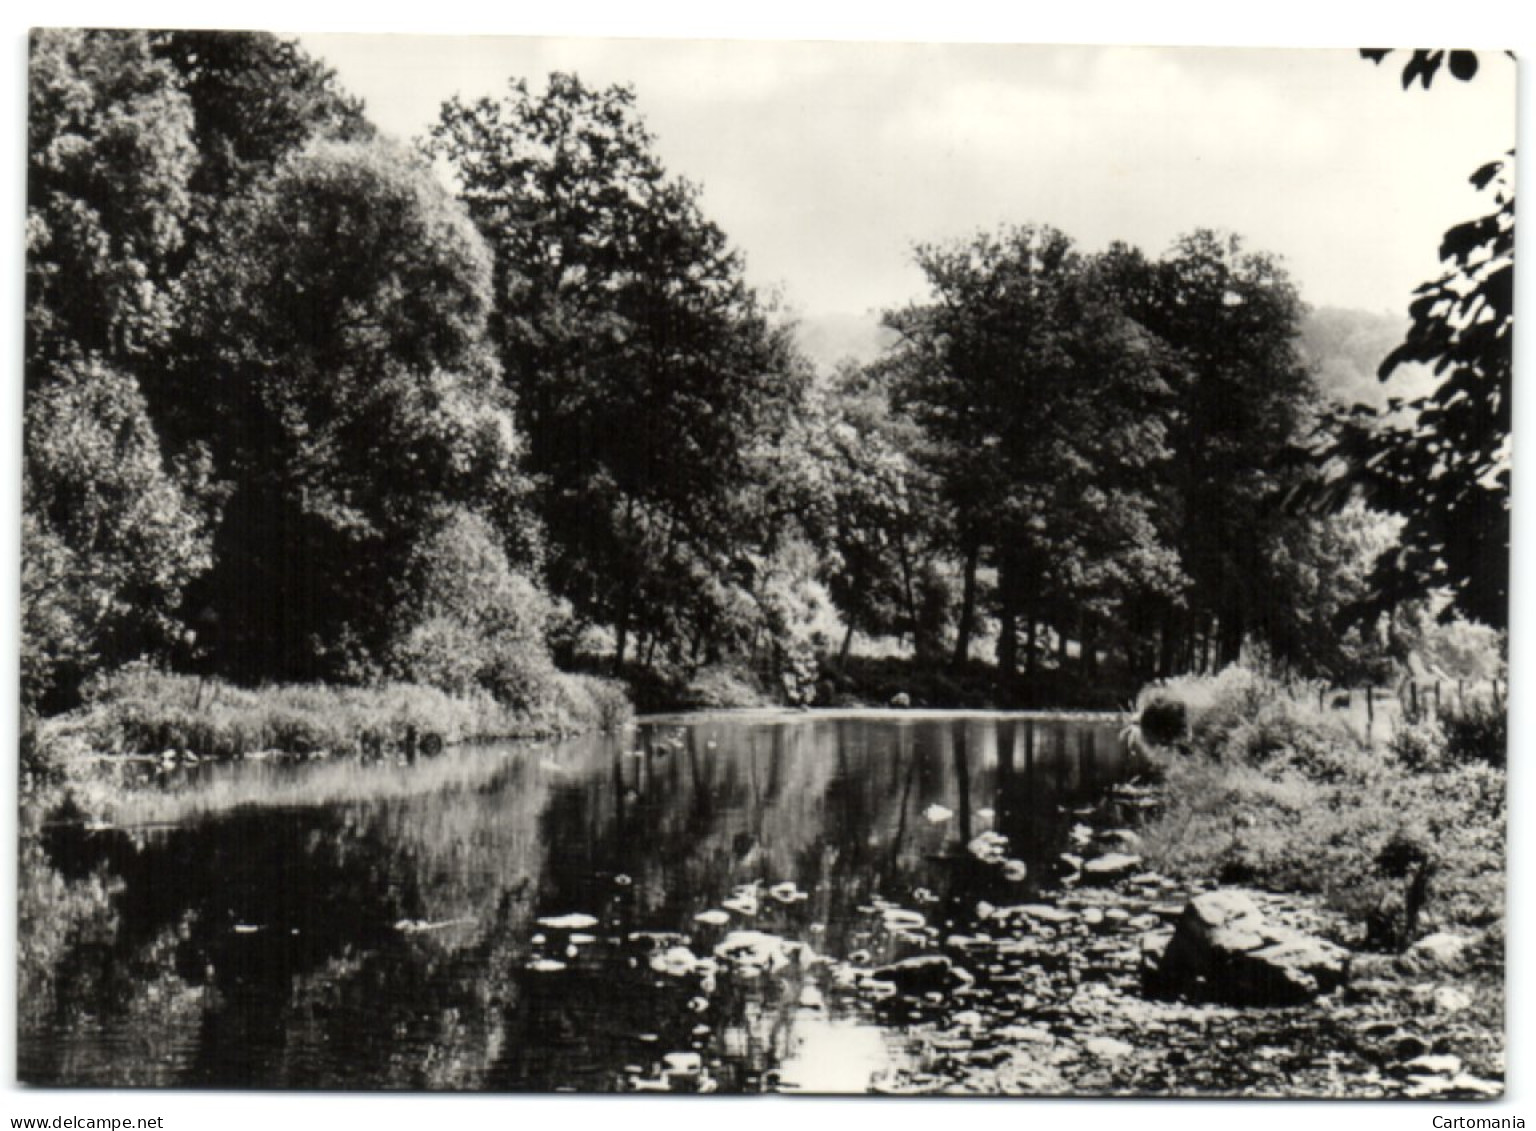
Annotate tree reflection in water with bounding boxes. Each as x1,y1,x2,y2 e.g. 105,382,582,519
19,712,1125,1091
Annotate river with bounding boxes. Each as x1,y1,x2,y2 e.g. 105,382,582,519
19,710,1129,1091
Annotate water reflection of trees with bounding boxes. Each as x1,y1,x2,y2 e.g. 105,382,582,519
19,716,1124,1090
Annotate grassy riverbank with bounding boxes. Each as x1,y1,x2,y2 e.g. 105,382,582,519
23,663,632,793
1133,666,1504,939
1128,666,1506,1082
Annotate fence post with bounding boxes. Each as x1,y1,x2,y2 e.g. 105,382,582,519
1434,681,1442,714
1366,686,1375,731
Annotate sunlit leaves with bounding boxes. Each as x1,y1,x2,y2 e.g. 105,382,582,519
27,30,197,362
23,358,214,705
1333,144,1512,627
429,72,814,664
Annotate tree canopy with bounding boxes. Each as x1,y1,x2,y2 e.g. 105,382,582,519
24,35,1492,713
1326,50,1513,630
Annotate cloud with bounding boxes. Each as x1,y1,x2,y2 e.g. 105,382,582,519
302,35,1517,318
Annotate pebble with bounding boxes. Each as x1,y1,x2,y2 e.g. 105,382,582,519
1401,1053,1463,1077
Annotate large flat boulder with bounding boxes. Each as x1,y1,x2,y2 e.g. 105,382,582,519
1147,889,1348,1006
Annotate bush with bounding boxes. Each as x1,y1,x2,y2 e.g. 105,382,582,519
1138,694,1188,746
385,508,562,706
58,661,631,761
1439,697,1507,768
1137,666,1358,772
1389,713,1448,772
681,664,772,710
551,673,635,732
1136,666,1506,942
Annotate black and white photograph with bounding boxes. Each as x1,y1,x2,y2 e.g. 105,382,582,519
8,9,1523,1113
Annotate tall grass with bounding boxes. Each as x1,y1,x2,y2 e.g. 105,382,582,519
36,663,632,768
1134,666,1505,944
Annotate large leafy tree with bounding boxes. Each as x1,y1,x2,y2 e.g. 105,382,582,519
153,30,372,208
1330,49,1513,630
26,29,197,367
24,30,566,701
880,227,1184,680
24,30,212,707
22,360,214,707
179,139,530,680
802,364,937,662
1113,231,1322,669
428,73,811,668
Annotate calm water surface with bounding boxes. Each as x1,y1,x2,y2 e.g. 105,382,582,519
20,711,1127,1092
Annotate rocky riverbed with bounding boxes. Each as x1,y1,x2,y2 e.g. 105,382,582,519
840,872,1503,1097
611,790,1506,1097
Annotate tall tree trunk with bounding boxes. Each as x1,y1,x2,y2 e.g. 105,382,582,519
896,530,921,653
1217,608,1245,668
613,611,630,674
952,537,981,670
997,605,1017,680
997,560,1017,682
838,622,855,670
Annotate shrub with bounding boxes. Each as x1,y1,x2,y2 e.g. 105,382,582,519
681,664,771,710
1136,666,1506,943
54,661,632,762
1439,697,1507,768
1389,713,1448,772
551,673,634,732
385,508,560,705
1137,694,1188,746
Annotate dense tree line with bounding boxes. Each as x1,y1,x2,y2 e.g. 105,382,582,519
23,31,1506,714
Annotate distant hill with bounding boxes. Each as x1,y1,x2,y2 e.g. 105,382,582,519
1298,306,1433,411
795,311,896,374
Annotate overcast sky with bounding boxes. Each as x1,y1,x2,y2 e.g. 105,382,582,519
301,35,1516,323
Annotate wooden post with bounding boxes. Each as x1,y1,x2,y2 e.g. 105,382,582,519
1318,685,1326,713
1409,681,1419,718
1434,681,1442,714
1366,686,1375,731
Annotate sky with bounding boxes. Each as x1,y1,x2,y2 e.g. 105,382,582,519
300,35,1516,325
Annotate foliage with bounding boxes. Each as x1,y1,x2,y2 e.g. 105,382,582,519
27,29,196,364
1252,503,1402,683
1114,231,1323,671
879,226,1186,676
1330,50,1513,629
46,662,629,764
428,73,813,670
792,363,932,655
680,665,774,710
25,38,1503,722
386,509,558,706
152,30,372,208
178,137,534,681
1138,667,1504,938
1436,698,1507,769
22,358,214,708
